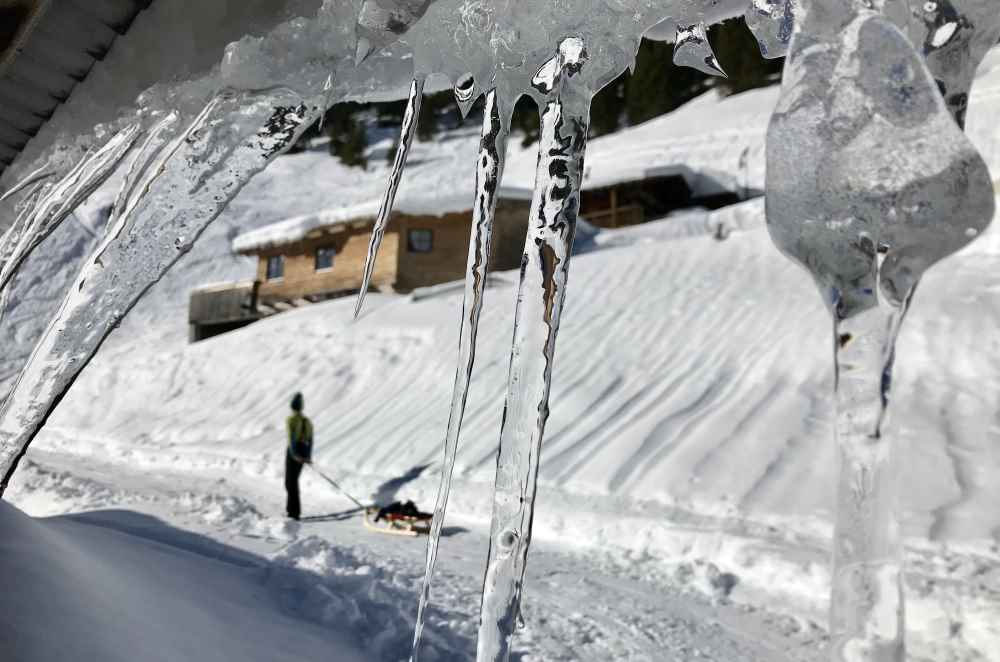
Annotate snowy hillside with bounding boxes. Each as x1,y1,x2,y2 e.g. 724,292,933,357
4,50,1000,662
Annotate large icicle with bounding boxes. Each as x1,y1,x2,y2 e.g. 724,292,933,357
764,0,995,658
354,76,424,318
476,37,590,662
411,88,508,662
0,91,318,491
0,124,142,295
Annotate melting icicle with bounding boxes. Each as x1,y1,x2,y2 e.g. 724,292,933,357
354,76,425,318
744,0,796,59
764,0,995,658
0,164,55,203
0,91,318,491
454,73,478,119
411,88,508,662
673,23,727,78
477,37,590,662
0,124,142,296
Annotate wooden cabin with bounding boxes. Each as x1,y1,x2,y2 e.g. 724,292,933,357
578,171,746,229
189,196,530,341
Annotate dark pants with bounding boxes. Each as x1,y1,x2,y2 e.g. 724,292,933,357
285,455,303,519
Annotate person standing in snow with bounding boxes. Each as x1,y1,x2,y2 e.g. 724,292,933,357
285,392,313,520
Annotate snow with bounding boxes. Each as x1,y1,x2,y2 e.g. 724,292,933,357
236,83,777,255
3,42,1000,662
231,158,531,253
0,500,367,662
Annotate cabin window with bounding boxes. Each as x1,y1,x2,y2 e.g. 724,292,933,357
266,255,284,280
407,228,434,253
315,246,335,271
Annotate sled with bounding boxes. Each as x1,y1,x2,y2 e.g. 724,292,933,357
363,505,432,537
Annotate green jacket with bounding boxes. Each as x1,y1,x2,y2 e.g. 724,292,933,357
287,413,313,463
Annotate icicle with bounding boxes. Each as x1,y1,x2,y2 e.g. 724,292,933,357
673,23,727,78
454,73,478,119
476,37,590,662
0,123,142,296
411,88,508,662
0,163,55,203
354,76,424,318
744,0,796,59
764,0,995,658
0,91,319,492
318,73,336,132
828,276,912,661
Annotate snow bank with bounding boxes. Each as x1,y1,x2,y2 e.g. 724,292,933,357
0,500,368,662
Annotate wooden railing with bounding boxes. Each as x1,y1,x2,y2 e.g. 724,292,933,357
582,204,644,229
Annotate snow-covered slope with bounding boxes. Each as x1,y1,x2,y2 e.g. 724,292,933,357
0,500,369,662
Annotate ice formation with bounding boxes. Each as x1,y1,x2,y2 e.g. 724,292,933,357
476,37,591,662
355,77,424,318
412,88,508,661
765,0,997,659
0,0,997,660
673,23,728,78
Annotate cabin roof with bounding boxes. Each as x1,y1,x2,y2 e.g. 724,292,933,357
0,0,152,179
232,184,531,254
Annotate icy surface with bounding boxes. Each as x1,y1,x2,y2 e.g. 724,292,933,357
745,0,796,59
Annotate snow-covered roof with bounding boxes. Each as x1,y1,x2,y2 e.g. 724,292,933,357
504,84,777,198
232,184,531,254
231,121,536,254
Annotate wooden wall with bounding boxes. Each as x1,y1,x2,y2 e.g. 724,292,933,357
255,223,399,302
251,199,533,300
489,199,531,271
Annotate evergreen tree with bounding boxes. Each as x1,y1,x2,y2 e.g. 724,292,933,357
708,18,784,96
284,22,784,158
589,75,625,138
417,90,459,141
624,38,710,126
509,96,540,147
325,102,368,169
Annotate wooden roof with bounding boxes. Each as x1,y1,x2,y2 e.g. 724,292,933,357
0,0,153,179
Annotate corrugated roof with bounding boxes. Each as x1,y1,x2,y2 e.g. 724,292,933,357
0,0,152,179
